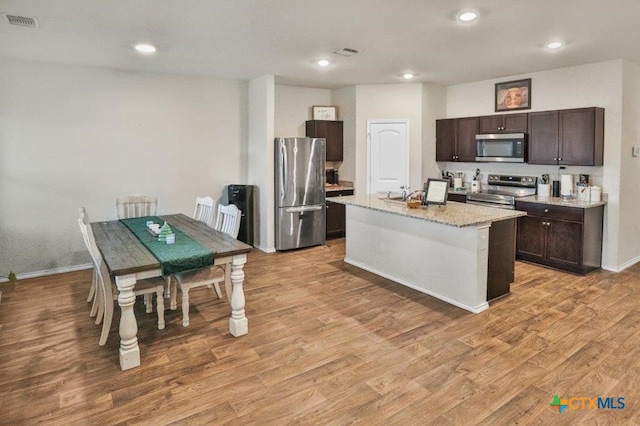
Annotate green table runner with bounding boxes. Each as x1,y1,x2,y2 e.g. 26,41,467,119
120,216,214,275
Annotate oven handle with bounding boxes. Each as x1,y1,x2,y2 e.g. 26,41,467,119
466,200,515,210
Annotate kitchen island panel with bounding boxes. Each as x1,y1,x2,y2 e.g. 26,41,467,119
344,205,490,313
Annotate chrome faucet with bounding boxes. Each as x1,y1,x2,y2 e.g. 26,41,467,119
401,185,410,201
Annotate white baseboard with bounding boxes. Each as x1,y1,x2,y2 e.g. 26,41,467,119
0,263,93,282
255,244,276,254
602,255,640,273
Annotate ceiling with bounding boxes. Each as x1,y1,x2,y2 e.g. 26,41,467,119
1,0,640,89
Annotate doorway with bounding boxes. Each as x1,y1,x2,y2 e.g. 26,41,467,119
367,119,409,194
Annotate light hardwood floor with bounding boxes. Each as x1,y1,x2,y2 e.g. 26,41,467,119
1,238,639,424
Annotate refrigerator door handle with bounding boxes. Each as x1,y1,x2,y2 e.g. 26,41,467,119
285,205,323,214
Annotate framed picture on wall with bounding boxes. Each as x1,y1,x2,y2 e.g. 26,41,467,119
312,106,337,120
495,78,531,112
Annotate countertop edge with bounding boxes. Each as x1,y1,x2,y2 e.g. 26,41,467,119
517,195,607,208
332,195,526,228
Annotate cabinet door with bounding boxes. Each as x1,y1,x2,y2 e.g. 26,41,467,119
325,201,345,239
456,117,479,162
559,108,603,166
516,215,546,261
436,119,456,161
306,120,343,161
528,111,559,165
502,113,528,133
546,219,583,268
479,115,504,134
479,114,527,133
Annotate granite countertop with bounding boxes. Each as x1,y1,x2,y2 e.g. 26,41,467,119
330,194,525,228
518,195,607,209
325,184,354,192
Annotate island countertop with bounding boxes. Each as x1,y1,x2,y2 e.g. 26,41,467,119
330,194,526,228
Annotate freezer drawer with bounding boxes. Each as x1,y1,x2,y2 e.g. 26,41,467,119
275,205,326,250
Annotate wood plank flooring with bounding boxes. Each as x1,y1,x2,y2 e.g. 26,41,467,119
1,238,639,424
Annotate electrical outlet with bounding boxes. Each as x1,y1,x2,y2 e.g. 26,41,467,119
633,146,640,157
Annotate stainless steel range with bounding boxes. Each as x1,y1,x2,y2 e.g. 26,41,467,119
466,174,537,209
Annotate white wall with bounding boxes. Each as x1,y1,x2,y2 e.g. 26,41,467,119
619,60,640,267
444,60,626,270
354,84,423,194
421,83,447,183
248,75,275,252
274,85,332,138
0,58,248,276
333,86,357,183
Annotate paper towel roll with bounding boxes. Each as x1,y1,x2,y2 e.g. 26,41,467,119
560,174,573,196
537,184,551,197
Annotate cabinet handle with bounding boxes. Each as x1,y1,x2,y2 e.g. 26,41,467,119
544,209,549,213
547,222,551,226
558,157,562,161
541,221,546,225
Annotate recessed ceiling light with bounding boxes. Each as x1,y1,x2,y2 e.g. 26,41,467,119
546,41,563,50
403,73,414,80
134,43,157,54
457,10,478,22
317,59,330,67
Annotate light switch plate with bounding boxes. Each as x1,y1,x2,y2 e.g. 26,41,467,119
633,146,640,157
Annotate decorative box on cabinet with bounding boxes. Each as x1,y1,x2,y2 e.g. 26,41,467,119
528,107,604,166
326,189,353,239
515,201,604,275
435,117,478,162
306,120,344,162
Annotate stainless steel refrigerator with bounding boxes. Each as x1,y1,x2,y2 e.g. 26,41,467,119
275,137,326,251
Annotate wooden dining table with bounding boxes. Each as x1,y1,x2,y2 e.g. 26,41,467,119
91,213,253,371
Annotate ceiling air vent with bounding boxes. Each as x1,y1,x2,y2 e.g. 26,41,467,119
333,48,360,57
3,14,39,28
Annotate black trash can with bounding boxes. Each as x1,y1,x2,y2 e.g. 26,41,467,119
225,184,254,246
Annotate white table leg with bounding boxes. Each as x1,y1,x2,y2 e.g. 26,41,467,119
115,274,140,370
229,254,248,337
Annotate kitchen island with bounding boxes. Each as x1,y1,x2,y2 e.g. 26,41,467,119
330,195,526,313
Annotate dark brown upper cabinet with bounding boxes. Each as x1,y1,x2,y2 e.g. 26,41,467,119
528,107,604,166
479,113,528,134
436,116,478,162
306,120,343,162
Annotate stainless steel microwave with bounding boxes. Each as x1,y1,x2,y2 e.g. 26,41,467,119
475,133,527,163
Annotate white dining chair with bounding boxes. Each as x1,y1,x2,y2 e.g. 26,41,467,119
193,196,217,226
172,204,242,327
78,207,100,320
115,195,159,219
77,217,166,345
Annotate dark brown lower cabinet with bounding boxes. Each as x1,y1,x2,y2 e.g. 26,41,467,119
487,218,516,301
515,201,604,275
326,189,354,239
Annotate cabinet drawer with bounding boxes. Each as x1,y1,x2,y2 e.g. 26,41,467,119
516,202,584,222
327,189,354,197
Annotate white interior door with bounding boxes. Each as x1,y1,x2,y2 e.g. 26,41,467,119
368,120,409,194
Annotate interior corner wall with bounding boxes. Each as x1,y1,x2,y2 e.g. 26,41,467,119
421,83,447,183
332,86,357,183
618,60,640,267
445,60,625,270
0,58,248,276
354,84,423,194
248,75,275,252
274,85,332,138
